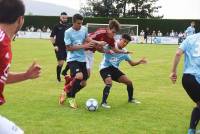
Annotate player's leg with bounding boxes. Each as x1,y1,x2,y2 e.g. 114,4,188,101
85,50,94,78
61,50,69,76
55,50,65,82
100,67,113,108
182,74,200,134
117,75,141,104
0,115,24,134
75,62,88,93
66,61,85,108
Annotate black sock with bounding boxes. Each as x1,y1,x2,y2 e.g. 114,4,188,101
68,79,82,98
101,85,111,104
62,64,69,76
189,107,200,129
127,84,134,101
56,65,62,81
75,84,84,93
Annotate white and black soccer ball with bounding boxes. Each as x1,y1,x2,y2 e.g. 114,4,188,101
86,98,98,111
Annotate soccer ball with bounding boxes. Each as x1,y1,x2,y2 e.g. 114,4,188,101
86,98,98,111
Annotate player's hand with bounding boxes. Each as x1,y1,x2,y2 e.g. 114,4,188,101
25,61,41,79
125,51,133,54
169,72,177,84
84,42,94,49
98,41,107,46
105,50,115,54
139,57,147,64
54,46,59,52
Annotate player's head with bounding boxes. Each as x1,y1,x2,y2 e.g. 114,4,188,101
0,0,25,33
191,21,195,27
107,19,120,38
60,12,68,24
72,14,83,30
118,34,131,49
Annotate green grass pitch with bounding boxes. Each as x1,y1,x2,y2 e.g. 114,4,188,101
0,39,195,134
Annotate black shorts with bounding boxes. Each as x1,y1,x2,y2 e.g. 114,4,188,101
55,49,67,61
68,61,88,80
182,74,200,103
100,66,125,82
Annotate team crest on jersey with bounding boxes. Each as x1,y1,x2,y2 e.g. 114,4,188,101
5,52,10,59
0,30,5,42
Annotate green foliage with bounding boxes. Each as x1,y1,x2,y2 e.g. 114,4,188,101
23,16,200,34
81,0,162,18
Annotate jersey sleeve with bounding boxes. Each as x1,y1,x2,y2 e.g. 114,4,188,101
50,25,57,37
64,30,72,46
0,46,10,105
179,37,190,52
125,54,132,62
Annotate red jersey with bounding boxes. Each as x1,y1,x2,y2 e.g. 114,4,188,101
0,29,12,105
90,28,115,47
85,28,115,52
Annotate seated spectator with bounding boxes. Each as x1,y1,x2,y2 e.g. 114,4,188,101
157,30,162,37
170,29,175,37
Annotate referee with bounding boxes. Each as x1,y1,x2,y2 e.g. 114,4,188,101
50,12,71,82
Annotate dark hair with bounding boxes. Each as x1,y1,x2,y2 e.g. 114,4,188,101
61,12,67,16
109,19,120,32
72,14,83,23
0,0,25,24
122,34,131,42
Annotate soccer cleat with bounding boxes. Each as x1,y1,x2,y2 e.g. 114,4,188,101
101,103,111,109
68,98,78,109
128,98,141,104
59,91,66,105
188,129,196,134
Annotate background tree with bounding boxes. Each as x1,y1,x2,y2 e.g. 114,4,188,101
80,0,163,18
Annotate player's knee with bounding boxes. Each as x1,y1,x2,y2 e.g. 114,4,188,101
58,61,64,66
80,81,87,87
75,73,83,80
126,80,133,86
105,79,112,86
196,101,200,109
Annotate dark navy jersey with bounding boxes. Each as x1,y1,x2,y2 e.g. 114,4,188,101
50,23,71,49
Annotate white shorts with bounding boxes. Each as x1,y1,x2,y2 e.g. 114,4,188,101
85,50,94,70
0,115,24,134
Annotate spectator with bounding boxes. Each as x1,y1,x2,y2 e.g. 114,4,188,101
157,30,162,37
170,29,175,37
144,27,150,43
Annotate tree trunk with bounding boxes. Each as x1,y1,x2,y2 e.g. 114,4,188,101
123,0,127,17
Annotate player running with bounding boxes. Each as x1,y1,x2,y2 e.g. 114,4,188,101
0,0,41,133
50,12,71,82
99,34,147,108
170,32,200,134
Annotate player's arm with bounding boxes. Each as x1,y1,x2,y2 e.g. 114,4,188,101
6,62,41,84
50,26,58,51
112,47,131,54
127,57,147,66
66,42,94,51
169,48,184,84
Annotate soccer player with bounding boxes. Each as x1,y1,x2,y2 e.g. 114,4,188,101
185,21,195,37
85,19,128,76
169,33,200,134
50,12,71,82
0,0,41,133
63,14,94,109
99,34,147,108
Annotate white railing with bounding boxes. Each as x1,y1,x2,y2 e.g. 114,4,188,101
17,31,179,44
